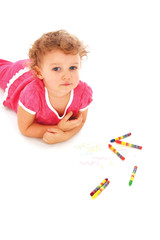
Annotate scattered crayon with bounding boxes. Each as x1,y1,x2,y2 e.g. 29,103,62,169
110,133,131,143
129,166,138,186
108,144,125,160
92,180,110,199
115,140,142,150
90,178,108,196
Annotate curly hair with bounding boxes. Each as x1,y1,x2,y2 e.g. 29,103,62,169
28,29,88,69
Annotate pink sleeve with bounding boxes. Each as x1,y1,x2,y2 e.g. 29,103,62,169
19,85,40,115
80,82,93,111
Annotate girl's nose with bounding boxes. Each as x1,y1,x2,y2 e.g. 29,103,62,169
62,71,71,80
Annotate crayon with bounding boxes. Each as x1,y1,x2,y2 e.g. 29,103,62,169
110,133,131,143
92,180,110,199
129,166,138,186
90,178,108,196
115,140,142,150
108,144,125,160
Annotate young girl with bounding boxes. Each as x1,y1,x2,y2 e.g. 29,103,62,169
0,30,93,144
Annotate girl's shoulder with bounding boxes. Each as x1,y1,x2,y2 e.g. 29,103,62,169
72,80,93,111
19,79,45,114
75,80,93,96
22,77,45,95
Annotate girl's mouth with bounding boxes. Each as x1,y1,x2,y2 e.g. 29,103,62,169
61,83,72,86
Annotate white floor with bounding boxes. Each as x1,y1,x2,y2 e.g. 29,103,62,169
0,1,160,240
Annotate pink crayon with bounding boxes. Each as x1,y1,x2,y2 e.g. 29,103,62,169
115,140,142,150
108,144,125,160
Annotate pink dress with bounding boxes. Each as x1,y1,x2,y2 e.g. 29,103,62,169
0,59,93,125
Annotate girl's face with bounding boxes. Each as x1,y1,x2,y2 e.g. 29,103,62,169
38,49,81,97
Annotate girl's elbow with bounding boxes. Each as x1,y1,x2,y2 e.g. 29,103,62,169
18,126,29,137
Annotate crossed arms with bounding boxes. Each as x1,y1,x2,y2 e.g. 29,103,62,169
17,105,88,144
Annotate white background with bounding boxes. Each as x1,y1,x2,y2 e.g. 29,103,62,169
0,0,160,239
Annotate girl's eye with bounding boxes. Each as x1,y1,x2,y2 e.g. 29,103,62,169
70,66,77,70
53,67,60,71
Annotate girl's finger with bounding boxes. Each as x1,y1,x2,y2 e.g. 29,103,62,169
64,111,73,121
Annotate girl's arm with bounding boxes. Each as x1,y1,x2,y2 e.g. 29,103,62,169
17,105,59,138
43,110,88,144
17,105,88,143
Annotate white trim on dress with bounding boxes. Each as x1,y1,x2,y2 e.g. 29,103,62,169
80,101,92,112
19,100,36,115
45,87,74,119
3,67,30,102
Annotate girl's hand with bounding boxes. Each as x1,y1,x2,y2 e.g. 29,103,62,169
58,111,83,131
43,109,88,144
43,127,66,144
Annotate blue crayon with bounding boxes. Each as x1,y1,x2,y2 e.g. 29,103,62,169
110,133,131,143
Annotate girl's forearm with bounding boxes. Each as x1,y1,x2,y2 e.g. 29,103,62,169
19,121,84,140
42,121,85,144
17,106,56,138
19,122,57,138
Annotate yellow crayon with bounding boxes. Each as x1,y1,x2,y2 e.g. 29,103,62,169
92,181,110,199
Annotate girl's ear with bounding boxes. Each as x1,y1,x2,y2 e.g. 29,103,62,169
34,66,43,79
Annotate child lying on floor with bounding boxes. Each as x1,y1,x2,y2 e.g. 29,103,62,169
0,30,93,144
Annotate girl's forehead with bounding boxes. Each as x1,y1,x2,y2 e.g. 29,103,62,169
41,49,80,65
